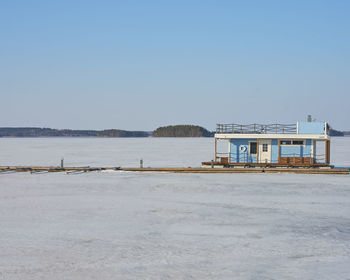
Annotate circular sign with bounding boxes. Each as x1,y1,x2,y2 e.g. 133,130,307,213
240,146,247,152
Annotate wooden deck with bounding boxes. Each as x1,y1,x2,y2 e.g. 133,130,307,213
0,166,349,174
202,161,330,168
122,167,349,174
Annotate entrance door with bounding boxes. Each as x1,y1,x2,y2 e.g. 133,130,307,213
258,140,271,163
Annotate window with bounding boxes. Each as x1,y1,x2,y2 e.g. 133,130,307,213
249,142,257,154
281,140,304,145
292,140,304,145
262,143,268,152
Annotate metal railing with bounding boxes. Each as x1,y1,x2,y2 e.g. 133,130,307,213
215,152,326,164
216,123,297,134
280,153,326,164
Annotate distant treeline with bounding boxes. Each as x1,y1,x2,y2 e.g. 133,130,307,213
0,126,347,138
0,125,212,138
0,127,150,138
152,125,213,137
329,128,348,136
97,130,150,137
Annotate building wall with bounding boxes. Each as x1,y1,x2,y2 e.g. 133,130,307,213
230,138,313,163
229,139,257,163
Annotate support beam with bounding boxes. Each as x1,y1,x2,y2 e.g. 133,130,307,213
325,140,330,164
228,139,231,163
278,139,281,164
214,138,217,162
256,138,259,163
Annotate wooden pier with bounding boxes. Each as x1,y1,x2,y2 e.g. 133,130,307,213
0,166,120,174
0,166,349,175
122,167,350,174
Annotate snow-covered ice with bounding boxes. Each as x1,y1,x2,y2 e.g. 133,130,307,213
0,137,349,279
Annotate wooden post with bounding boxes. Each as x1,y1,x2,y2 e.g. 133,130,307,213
256,138,259,163
325,140,330,164
227,139,231,163
278,139,281,164
214,138,217,162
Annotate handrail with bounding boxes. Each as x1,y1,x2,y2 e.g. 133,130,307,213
216,152,326,164
216,123,297,134
280,153,325,160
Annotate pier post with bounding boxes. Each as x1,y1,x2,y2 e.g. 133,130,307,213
61,158,64,168
140,159,143,168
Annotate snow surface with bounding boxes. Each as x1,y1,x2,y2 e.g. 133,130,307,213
0,137,349,279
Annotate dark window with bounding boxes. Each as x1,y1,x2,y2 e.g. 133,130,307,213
281,140,291,145
292,140,304,145
262,143,268,152
250,142,257,154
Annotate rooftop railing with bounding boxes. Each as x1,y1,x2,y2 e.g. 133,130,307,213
216,123,297,134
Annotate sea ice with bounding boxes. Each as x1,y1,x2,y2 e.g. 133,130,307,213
0,137,349,279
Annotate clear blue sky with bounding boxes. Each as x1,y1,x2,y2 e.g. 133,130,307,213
1,0,349,130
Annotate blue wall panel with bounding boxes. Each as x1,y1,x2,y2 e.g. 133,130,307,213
281,146,302,157
305,139,311,156
271,139,279,163
280,139,312,157
298,122,325,134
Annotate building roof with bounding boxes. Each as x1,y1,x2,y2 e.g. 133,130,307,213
215,122,330,140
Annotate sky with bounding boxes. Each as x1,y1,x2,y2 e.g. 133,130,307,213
0,0,349,131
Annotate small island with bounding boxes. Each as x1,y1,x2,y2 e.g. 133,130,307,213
152,125,213,137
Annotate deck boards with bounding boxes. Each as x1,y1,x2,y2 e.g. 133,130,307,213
0,166,349,174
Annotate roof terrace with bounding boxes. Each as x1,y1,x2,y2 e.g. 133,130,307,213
216,122,328,135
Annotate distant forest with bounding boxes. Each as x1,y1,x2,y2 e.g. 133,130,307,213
329,128,345,136
152,125,213,137
0,127,150,138
328,128,350,136
0,126,347,137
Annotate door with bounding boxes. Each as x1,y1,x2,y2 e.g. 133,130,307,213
258,140,271,163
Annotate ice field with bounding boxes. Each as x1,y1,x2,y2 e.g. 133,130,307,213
0,137,350,279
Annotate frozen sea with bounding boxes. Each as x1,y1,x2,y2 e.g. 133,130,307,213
0,137,350,280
